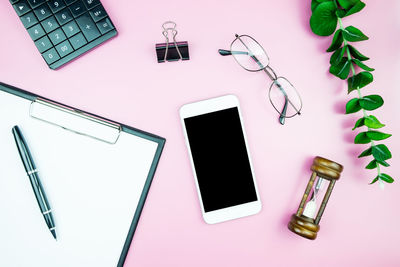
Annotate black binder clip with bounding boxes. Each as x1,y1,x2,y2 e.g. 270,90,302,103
156,21,189,63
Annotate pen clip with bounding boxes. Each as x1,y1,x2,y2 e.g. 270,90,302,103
29,98,121,144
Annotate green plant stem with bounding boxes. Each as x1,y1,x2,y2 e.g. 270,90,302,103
338,17,382,180
333,0,339,9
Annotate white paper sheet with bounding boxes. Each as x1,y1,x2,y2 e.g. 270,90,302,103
0,90,159,267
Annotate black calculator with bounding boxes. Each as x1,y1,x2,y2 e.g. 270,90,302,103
10,0,117,69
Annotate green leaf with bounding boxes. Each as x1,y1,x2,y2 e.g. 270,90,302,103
310,2,338,36
348,71,373,93
366,131,392,141
342,26,369,42
344,1,366,17
352,117,365,130
327,30,344,52
369,176,379,184
354,132,371,144
348,45,369,61
338,0,359,9
345,98,361,114
352,59,374,71
359,95,384,111
364,115,385,129
372,144,392,161
379,173,394,183
378,160,390,167
366,160,377,169
312,0,319,12
312,0,332,12
365,159,390,170
330,46,346,65
358,146,372,158
330,58,351,79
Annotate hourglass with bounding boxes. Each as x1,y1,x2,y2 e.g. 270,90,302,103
288,156,343,240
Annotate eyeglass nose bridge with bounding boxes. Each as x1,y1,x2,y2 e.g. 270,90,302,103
263,66,278,80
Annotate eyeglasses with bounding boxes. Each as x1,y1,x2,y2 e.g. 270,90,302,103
219,34,302,125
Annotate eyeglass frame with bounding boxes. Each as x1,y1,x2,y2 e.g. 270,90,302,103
219,34,302,125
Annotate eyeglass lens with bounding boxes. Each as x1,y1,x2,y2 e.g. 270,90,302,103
230,35,269,71
269,77,302,118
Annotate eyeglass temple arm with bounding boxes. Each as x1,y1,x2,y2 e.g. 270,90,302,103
276,81,301,116
260,64,288,124
275,81,301,125
218,49,249,56
279,97,288,125
255,60,292,125
274,80,289,125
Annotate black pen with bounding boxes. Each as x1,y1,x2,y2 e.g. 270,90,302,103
12,125,57,240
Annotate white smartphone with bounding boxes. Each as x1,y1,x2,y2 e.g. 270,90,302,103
180,95,262,224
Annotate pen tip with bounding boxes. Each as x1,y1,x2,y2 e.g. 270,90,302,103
51,229,57,240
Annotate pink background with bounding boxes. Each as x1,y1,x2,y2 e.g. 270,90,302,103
1,0,400,266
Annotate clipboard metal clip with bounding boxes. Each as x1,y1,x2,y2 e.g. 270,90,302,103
29,98,122,144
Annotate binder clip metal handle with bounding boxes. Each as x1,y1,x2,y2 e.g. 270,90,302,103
156,21,189,63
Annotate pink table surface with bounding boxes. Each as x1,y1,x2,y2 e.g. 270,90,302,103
1,0,400,266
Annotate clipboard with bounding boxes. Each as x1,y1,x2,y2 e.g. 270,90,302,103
0,82,165,267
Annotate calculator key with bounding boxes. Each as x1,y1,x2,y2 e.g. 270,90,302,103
10,0,20,4
55,8,73,25
27,0,46,8
49,28,66,45
96,17,114,35
42,48,60,64
62,20,80,37
20,11,38,28
13,0,31,16
41,16,59,33
69,0,86,18
82,0,99,9
48,0,66,13
69,32,87,49
27,23,45,40
55,40,73,57
89,5,107,22
33,4,52,21
34,36,52,53
76,14,100,42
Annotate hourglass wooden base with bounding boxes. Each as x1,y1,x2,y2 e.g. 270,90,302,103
288,156,343,240
288,214,320,240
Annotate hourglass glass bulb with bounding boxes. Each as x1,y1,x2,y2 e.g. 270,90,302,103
303,199,317,218
303,178,324,219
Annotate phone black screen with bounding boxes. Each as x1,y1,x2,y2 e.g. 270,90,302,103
184,107,258,212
